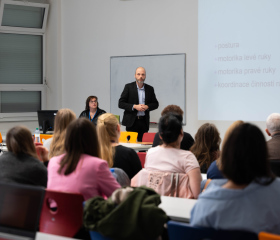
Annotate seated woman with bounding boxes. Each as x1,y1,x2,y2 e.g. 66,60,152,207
43,108,76,158
79,95,106,125
47,118,120,200
141,113,201,198
190,123,221,173
191,123,280,234
207,120,244,179
0,126,47,187
97,113,142,179
152,105,194,150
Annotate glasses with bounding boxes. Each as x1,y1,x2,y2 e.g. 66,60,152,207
90,100,97,103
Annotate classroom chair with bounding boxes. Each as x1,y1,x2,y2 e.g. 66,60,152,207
119,131,138,143
259,232,280,240
39,190,84,238
0,132,2,143
167,220,258,240
114,115,120,122
137,152,146,168
40,134,52,144
142,132,156,143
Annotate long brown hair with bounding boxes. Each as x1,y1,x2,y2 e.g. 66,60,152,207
97,113,119,167
6,126,37,159
49,109,76,158
190,123,221,170
58,118,100,175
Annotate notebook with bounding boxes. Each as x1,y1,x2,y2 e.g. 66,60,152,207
0,182,45,240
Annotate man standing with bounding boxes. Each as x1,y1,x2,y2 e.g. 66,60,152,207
118,67,159,142
265,113,280,159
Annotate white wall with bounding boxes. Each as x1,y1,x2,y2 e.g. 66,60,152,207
44,0,268,142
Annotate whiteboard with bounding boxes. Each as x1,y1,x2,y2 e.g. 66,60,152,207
110,54,186,124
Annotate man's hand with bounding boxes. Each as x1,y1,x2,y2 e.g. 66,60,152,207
133,104,148,112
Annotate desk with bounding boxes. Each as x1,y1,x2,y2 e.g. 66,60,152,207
36,232,80,240
159,196,197,223
119,142,152,151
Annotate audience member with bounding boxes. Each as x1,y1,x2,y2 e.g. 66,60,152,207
152,105,194,150
207,120,244,179
0,126,47,187
79,95,106,126
97,113,142,179
265,113,280,160
190,123,221,173
47,118,120,200
191,123,280,234
44,108,76,158
144,113,201,198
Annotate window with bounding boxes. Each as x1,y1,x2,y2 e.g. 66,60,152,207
0,0,49,122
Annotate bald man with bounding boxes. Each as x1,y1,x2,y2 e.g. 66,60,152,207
118,67,158,142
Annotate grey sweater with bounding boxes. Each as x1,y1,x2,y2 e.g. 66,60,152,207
0,152,47,187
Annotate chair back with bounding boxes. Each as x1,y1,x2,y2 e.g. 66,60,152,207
131,169,194,198
269,159,280,177
114,115,120,122
40,134,52,144
142,132,156,143
119,131,138,143
167,220,258,240
137,152,146,168
0,132,2,143
259,232,280,240
89,231,113,240
39,189,84,237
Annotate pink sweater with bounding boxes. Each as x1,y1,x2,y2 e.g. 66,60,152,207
47,154,120,200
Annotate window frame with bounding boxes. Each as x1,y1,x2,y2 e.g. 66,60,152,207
0,0,49,34
0,29,46,122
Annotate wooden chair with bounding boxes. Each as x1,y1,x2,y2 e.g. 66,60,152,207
137,152,146,168
119,131,138,143
142,132,156,143
167,220,258,240
39,190,84,237
40,134,52,144
259,232,280,240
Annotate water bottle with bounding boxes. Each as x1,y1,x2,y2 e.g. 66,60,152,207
110,168,117,179
34,128,40,143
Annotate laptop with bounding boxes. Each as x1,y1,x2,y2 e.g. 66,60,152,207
0,182,45,240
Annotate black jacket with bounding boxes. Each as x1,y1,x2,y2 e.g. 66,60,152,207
118,82,158,130
79,107,106,125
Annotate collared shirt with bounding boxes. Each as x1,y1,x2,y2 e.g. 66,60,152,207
136,82,145,116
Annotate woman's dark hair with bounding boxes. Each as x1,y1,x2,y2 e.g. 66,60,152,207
58,118,100,175
158,113,182,144
85,96,98,110
221,123,274,185
190,123,221,170
6,126,37,159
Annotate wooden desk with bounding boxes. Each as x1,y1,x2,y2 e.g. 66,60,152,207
119,142,152,151
159,196,197,223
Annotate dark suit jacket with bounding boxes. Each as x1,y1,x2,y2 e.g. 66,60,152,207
118,82,158,129
267,134,280,160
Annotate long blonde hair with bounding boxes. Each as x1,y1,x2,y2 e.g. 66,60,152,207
97,113,119,167
217,120,244,169
49,109,76,158
6,126,37,159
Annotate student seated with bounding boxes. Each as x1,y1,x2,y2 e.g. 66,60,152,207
135,113,201,198
0,126,47,187
190,123,221,173
43,108,76,158
207,120,244,179
47,118,120,200
191,123,280,234
97,113,142,179
152,105,194,150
